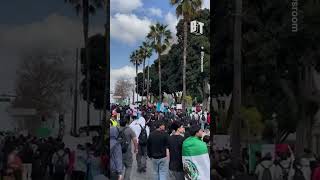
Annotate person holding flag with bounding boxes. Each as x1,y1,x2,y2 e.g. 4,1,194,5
182,125,210,180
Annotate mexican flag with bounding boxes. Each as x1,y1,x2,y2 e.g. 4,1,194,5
182,137,210,180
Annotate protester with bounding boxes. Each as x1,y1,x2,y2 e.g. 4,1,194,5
168,121,185,180
52,143,69,180
312,160,320,180
130,112,149,173
118,117,138,179
72,145,88,180
255,153,278,180
110,126,123,180
7,148,23,180
147,120,170,180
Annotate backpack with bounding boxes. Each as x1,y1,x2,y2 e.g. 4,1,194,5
201,114,206,123
293,168,305,180
116,127,129,154
191,114,195,121
261,164,272,180
138,125,148,146
279,163,290,180
54,152,66,174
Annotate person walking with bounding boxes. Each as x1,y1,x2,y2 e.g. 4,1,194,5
147,120,170,180
51,143,69,180
72,145,87,180
129,112,150,173
118,117,138,179
110,126,123,180
255,153,277,180
20,143,33,180
168,121,185,180
7,148,23,180
182,125,210,180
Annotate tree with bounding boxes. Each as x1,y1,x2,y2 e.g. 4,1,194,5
147,23,172,101
65,0,104,134
13,51,71,132
138,41,153,104
170,0,202,111
113,78,133,104
80,34,106,110
137,10,210,101
130,49,143,103
213,0,320,154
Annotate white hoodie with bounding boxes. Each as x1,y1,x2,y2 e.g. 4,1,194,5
255,160,279,180
129,116,150,142
288,158,311,180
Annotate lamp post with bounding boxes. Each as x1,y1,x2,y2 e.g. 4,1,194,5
201,47,205,105
201,46,204,73
272,113,278,143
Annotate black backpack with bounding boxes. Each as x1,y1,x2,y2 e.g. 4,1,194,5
201,114,206,123
279,163,290,180
54,152,66,174
116,127,129,154
138,125,148,146
293,168,305,180
261,164,272,180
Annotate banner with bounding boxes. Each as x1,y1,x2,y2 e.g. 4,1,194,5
248,144,262,174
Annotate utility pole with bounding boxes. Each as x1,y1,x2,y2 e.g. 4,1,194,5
231,0,242,165
73,48,79,136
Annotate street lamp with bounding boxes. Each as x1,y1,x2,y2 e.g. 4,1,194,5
201,46,204,73
272,113,278,143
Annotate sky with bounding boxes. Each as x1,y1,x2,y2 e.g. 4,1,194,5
0,0,210,103
0,0,106,129
110,0,211,96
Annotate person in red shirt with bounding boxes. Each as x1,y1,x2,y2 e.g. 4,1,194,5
312,161,320,180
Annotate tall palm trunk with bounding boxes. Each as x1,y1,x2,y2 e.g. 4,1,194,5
147,59,150,104
83,0,90,136
136,60,138,103
142,58,146,105
158,54,162,101
231,0,242,165
73,48,79,136
183,20,188,111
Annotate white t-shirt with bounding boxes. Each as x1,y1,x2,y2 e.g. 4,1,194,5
129,116,150,142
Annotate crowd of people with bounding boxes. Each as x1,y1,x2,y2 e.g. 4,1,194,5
0,134,108,180
212,146,320,180
109,103,211,180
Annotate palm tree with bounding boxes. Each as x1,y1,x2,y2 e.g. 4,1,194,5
130,50,143,103
138,41,153,105
65,0,103,136
147,23,172,101
170,0,202,110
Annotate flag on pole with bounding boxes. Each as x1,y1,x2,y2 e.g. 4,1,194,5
182,137,210,180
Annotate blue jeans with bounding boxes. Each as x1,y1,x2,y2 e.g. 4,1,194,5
151,157,169,180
